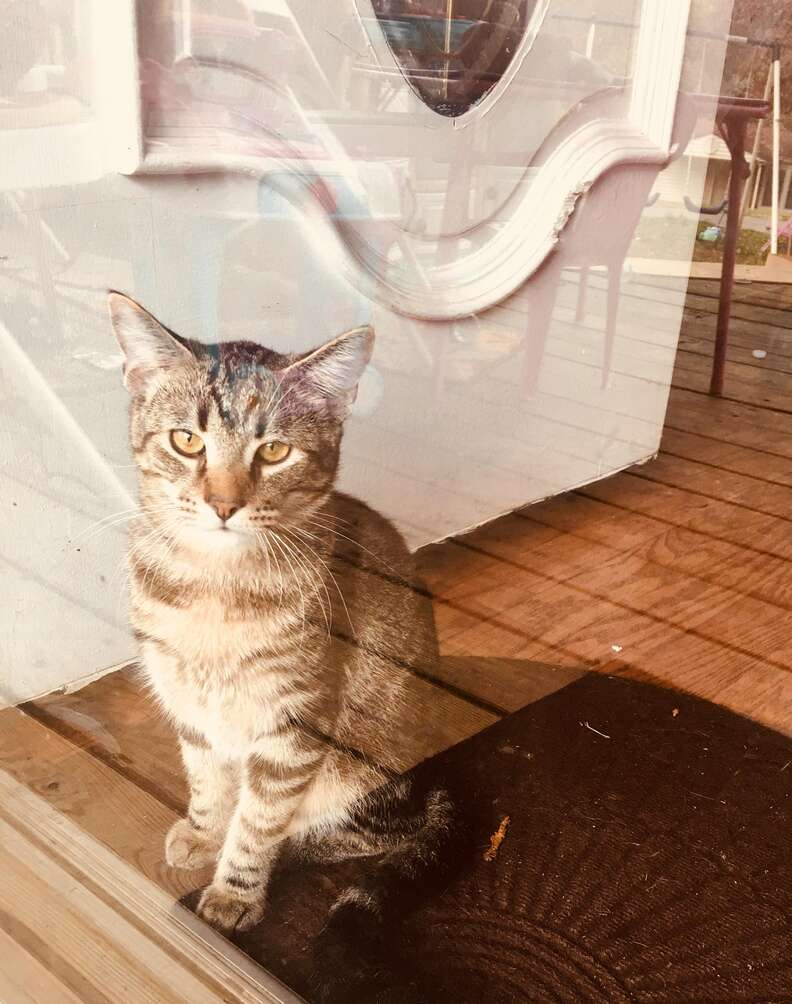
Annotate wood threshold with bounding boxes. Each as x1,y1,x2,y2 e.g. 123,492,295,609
0,770,304,1004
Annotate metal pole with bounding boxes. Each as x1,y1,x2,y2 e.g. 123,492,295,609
443,0,454,99
771,45,781,254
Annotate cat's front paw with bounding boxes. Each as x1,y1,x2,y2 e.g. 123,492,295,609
165,818,220,870
197,884,264,932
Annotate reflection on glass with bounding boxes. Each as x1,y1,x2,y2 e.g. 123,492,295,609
0,0,729,701
370,0,536,116
0,0,87,128
0,2,748,1001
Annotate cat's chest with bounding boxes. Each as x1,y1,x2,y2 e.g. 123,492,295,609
135,594,303,754
133,591,296,669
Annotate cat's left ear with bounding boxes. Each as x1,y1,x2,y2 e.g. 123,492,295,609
283,326,374,412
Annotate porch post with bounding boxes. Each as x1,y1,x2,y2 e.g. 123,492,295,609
779,165,792,215
711,112,750,396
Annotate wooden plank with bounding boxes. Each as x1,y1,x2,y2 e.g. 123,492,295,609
0,706,190,902
677,337,792,381
538,530,792,675
577,278,792,384
665,386,792,460
440,572,770,722
678,312,792,369
635,449,792,523
523,289,792,396
30,669,187,813
0,827,202,1004
527,486,792,611
388,675,498,765
446,515,786,672
0,926,85,1004
390,277,792,728
429,563,567,647
422,508,670,668
660,426,792,487
586,466,792,561
635,277,792,329
0,773,301,1004
673,348,792,411
416,476,792,733
682,291,792,332
685,277,792,312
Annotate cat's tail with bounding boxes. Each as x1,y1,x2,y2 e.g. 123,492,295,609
312,785,473,1002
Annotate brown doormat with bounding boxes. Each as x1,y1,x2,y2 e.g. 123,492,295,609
208,674,792,1003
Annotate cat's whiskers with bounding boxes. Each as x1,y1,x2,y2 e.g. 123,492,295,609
84,513,175,545
281,524,355,639
253,522,275,584
255,528,285,605
113,525,160,593
77,510,157,543
301,517,399,578
134,520,182,597
122,516,182,585
305,510,352,530
139,543,180,603
276,527,333,639
78,502,184,543
118,513,177,566
265,530,310,642
89,513,183,622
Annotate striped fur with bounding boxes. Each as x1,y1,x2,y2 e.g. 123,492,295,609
109,294,446,937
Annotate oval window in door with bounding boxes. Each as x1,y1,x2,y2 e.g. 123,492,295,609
370,0,540,117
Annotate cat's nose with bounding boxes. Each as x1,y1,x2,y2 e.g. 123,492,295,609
209,499,240,522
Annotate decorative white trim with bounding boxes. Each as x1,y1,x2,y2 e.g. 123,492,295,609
93,0,143,174
629,0,692,149
125,0,693,320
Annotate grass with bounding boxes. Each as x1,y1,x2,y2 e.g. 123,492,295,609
630,216,770,266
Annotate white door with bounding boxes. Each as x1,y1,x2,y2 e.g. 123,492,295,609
0,0,734,701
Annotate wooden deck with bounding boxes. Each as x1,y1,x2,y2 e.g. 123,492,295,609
417,276,792,736
2,277,792,1000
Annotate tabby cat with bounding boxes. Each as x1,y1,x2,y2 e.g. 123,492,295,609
108,292,450,945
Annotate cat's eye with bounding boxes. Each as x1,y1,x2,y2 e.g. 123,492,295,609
170,429,205,456
257,441,291,465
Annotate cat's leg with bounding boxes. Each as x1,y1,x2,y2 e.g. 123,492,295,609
166,735,238,870
196,733,325,932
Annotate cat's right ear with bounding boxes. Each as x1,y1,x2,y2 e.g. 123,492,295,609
107,292,191,392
